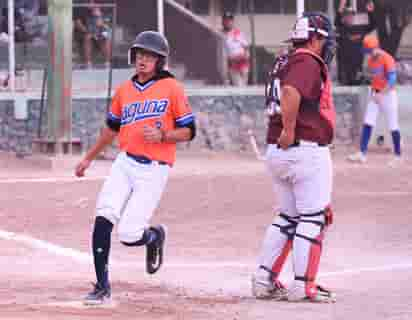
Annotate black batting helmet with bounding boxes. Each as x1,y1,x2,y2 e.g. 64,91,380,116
288,12,336,65
128,31,170,67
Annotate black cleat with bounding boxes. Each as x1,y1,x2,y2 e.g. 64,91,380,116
146,225,166,274
377,135,385,146
83,282,111,305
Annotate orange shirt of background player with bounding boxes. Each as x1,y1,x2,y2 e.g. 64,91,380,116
109,78,193,165
367,50,396,91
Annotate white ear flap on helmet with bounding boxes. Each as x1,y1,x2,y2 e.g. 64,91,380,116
291,14,330,42
290,17,311,41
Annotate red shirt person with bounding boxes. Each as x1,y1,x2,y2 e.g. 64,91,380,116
221,11,250,86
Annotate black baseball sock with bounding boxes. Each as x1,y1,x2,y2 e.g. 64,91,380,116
92,216,113,288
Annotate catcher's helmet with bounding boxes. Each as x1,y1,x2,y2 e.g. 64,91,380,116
288,12,336,65
128,31,170,65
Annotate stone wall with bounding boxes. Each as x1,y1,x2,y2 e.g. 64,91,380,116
186,92,359,153
0,87,366,156
0,97,108,156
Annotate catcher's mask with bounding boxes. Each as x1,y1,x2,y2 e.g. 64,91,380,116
128,31,170,71
288,12,336,66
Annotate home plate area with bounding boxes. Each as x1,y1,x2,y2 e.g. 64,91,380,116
0,151,411,320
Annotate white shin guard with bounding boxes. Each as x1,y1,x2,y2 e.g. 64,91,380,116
256,213,298,280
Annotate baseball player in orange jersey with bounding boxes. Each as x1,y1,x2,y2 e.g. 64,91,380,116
252,12,336,303
75,31,196,305
348,35,402,166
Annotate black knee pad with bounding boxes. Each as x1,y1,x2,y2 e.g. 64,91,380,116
272,213,299,239
295,210,326,246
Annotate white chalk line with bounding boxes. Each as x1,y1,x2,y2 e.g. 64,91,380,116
43,300,119,309
0,176,107,184
1,229,412,278
341,191,412,196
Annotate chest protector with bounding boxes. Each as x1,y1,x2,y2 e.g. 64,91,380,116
265,48,336,135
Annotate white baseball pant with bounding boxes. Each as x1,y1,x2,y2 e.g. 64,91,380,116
95,152,169,243
257,143,332,282
364,89,399,131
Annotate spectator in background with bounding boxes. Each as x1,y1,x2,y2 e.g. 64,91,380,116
0,0,43,43
221,11,250,86
372,0,412,58
335,1,376,85
184,1,193,10
0,0,45,89
74,1,112,69
0,0,7,42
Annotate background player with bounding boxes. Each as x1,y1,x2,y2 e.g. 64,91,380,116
348,35,402,166
252,12,336,303
75,30,196,305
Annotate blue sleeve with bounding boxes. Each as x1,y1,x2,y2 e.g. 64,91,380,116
175,113,195,128
386,71,397,87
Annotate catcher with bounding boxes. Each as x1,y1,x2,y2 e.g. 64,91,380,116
252,12,337,303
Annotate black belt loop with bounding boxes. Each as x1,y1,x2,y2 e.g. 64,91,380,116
126,152,170,166
277,141,299,149
276,140,327,149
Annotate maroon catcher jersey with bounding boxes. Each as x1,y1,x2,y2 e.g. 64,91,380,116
266,48,336,145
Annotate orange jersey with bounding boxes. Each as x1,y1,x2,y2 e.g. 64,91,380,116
367,50,396,91
108,74,194,165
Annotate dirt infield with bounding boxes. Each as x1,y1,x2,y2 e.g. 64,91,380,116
0,147,411,320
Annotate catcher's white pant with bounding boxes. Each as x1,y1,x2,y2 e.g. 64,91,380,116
257,143,332,279
266,143,332,215
364,89,399,131
96,152,169,243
